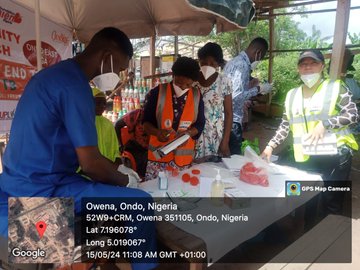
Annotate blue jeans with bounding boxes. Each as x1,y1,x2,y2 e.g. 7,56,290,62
229,122,243,155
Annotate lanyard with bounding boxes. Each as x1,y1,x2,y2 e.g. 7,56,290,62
301,80,324,133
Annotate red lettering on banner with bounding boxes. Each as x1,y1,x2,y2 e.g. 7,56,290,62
51,30,69,46
0,60,36,100
23,40,61,68
0,6,22,24
0,109,15,120
0,29,20,43
0,44,11,56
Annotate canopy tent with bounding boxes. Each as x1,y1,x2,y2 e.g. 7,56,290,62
8,0,352,80
9,0,255,72
10,0,255,42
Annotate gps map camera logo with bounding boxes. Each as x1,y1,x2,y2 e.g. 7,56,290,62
287,182,301,196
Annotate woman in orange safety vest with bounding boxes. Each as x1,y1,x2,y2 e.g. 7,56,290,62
143,57,205,181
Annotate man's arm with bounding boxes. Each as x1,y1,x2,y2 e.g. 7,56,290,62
76,146,129,186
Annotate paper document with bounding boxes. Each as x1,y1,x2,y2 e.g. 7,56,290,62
157,134,190,157
302,132,337,155
222,155,248,171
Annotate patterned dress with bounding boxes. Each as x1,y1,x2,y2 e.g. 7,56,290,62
195,73,232,158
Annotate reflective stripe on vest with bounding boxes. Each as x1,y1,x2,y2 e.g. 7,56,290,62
193,88,200,121
288,81,335,125
286,79,358,162
174,149,195,156
156,84,167,129
148,83,199,167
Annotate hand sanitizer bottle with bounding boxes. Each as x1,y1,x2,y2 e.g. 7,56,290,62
158,171,168,190
211,169,224,206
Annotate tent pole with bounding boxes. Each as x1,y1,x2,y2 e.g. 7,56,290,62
329,0,350,79
150,36,156,76
266,8,275,117
35,0,42,71
174,35,179,58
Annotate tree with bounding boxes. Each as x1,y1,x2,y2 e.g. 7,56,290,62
348,32,360,82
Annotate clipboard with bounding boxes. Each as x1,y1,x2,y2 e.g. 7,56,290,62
154,134,190,159
302,132,338,155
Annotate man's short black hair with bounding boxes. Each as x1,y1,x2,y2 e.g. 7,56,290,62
249,37,269,52
90,27,133,58
198,42,224,65
172,57,200,81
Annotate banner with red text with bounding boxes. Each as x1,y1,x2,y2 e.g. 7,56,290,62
0,99,17,133
0,0,72,133
0,0,72,100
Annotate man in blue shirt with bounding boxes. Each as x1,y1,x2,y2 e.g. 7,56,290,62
223,37,270,154
0,28,156,270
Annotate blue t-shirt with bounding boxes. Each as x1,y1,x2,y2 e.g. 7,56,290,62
1,59,97,189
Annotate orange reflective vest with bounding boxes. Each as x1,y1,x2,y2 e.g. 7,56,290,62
148,83,200,167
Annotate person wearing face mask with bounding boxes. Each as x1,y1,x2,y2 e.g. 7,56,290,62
194,42,233,159
223,37,272,155
0,28,157,270
92,87,121,164
143,57,205,181
261,49,358,215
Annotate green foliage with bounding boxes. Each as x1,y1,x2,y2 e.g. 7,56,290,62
180,9,359,105
241,138,260,155
206,14,334,105
348,32,360,83
209,20,269,57
255,53,300,104
353,54,360,83
273,15,307,50
348,32,360,44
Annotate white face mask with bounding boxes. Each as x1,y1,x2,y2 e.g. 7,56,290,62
300,73,321,88
250,51,262,70
92,55,120,92
250,61,260,70
173,82,189,97
200,65,216,80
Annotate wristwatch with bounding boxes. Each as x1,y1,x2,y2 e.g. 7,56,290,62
322,120,331,130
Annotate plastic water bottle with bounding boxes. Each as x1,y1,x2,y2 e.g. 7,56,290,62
211,169,224,206
112,112,117,123
128,98,135,111
133,86,139,100
124,87,129,98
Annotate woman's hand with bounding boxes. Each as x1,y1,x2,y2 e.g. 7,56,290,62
304,121,326,146
261,146,273,163
156,129,171,142
218,140,231,157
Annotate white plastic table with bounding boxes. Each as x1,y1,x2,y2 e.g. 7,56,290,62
139,159,323,267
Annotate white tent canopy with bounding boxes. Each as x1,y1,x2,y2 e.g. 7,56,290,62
11,0,255,42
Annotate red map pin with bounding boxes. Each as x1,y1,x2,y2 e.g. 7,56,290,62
35,221,47,239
